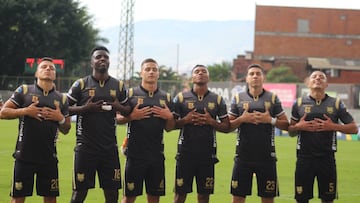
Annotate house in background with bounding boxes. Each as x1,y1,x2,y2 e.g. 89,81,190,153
233,5,360,83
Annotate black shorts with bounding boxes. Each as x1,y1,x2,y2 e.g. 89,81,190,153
174,159,215,195
295,156,337,202
123,157,165,197
231,159,279,198
11,159,59,197
72,149,121,191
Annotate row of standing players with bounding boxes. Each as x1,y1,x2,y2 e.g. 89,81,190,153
0,46,357,203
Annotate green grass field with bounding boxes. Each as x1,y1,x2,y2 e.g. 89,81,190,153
0,119,359,203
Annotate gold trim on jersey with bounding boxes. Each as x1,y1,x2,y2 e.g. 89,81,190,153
23,84,28,94
217,95,221,105
166,93,171,102
62,94,67,104
178,92,184,103
119,80,124,91
129,88,134,97
79,78,85,90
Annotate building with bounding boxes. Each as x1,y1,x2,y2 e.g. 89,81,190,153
233,5,360,83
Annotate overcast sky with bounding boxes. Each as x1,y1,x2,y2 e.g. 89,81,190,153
77,0,360,76
79,0,360,29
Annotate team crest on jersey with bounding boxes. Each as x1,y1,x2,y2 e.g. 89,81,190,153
54,100,60,107
327,106,334,114
110,90,116,97
304,105,311,113
187,102,194,109
159,99,166,106
176,178,184,187
15,182,23,190
243,102,249,111
264,101,271,110
127,182,135,191
231,180,238,189
32,96,39,103
208,102,215,110
296,186,303,194
89,89,95,97
137,98,144,104
77,173,85,182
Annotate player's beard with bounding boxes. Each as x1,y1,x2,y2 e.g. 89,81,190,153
96,66,108,74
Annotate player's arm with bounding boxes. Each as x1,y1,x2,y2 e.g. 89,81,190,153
212,116,230,133
332,120,358,134
273,113,289,130
0,100,42,120
58,117,71,134
110,97,131,116
315,114,358,134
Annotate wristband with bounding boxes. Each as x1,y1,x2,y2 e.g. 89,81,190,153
59,117,65,125
271,117,277,125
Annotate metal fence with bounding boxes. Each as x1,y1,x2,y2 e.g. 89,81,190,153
0,75,184,100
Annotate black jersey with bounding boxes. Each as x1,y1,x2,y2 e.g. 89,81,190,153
291,94,354,157
10,83,69,163
126,86,173,161
229,89,285,162
173,89,228,164
67,75,127,154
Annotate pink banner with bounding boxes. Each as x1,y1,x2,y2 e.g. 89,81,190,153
263,83,297,108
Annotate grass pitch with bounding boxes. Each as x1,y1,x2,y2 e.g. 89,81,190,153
0,119,359,203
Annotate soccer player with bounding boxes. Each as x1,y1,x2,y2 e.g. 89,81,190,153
0,57,71,203
288,70,358,203
228,64,289,203
173,64,230,203
67,46,130,203
117,58,175,203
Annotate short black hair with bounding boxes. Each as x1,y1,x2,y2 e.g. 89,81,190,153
247,63,264,73
90,46,109,57
191,64,207,73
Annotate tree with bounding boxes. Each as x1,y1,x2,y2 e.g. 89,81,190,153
0,0,105,77
266,65,299,83
207,61,232,81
